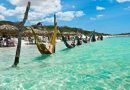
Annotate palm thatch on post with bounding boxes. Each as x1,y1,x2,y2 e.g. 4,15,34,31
23,29,45,36
0,24,18,36
12,2,31,67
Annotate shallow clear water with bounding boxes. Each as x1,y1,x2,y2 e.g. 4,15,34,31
0,37,130,90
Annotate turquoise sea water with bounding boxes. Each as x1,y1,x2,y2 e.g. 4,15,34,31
0,37,130,90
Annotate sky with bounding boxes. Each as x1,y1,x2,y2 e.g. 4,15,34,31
0,0,130,34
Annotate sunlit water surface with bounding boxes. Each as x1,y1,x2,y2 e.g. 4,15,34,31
0,37,130,90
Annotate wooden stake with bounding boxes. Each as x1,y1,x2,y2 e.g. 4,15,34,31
12,2,31,67
53,14,57,53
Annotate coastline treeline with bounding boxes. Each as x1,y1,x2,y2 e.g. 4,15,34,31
0,20,109,36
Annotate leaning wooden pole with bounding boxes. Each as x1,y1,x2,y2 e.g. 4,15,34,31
53,14,57,53
12,2,31,67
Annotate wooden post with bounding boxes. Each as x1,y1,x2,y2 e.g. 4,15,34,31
53,14,57,53
12,2,31,67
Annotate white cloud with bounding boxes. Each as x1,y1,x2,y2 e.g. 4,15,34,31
116,0,130,3
1,0,84,24
56,11,85,21
90,14,103,21
2,0,61,21
75,11,85,17
44,17,54,23
0,5,6,20
29,17,54,24
33,11,85,24
8,0,20,5
56,11,75,21
0,15,5,20
0,5,6,12
96,6,105,11
7,0,62,13
2,7,25,17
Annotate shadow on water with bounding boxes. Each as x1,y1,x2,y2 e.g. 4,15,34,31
61,47,75,52
61,44,84,52
32,54,51,62
33,54,56,68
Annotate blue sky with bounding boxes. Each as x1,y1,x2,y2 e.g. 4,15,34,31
0,0,130,34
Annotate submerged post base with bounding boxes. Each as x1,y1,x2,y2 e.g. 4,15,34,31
12,57,19,67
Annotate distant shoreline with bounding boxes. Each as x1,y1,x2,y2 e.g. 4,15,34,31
112,35,130,37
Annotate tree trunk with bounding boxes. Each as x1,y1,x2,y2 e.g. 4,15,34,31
12,2,31,67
